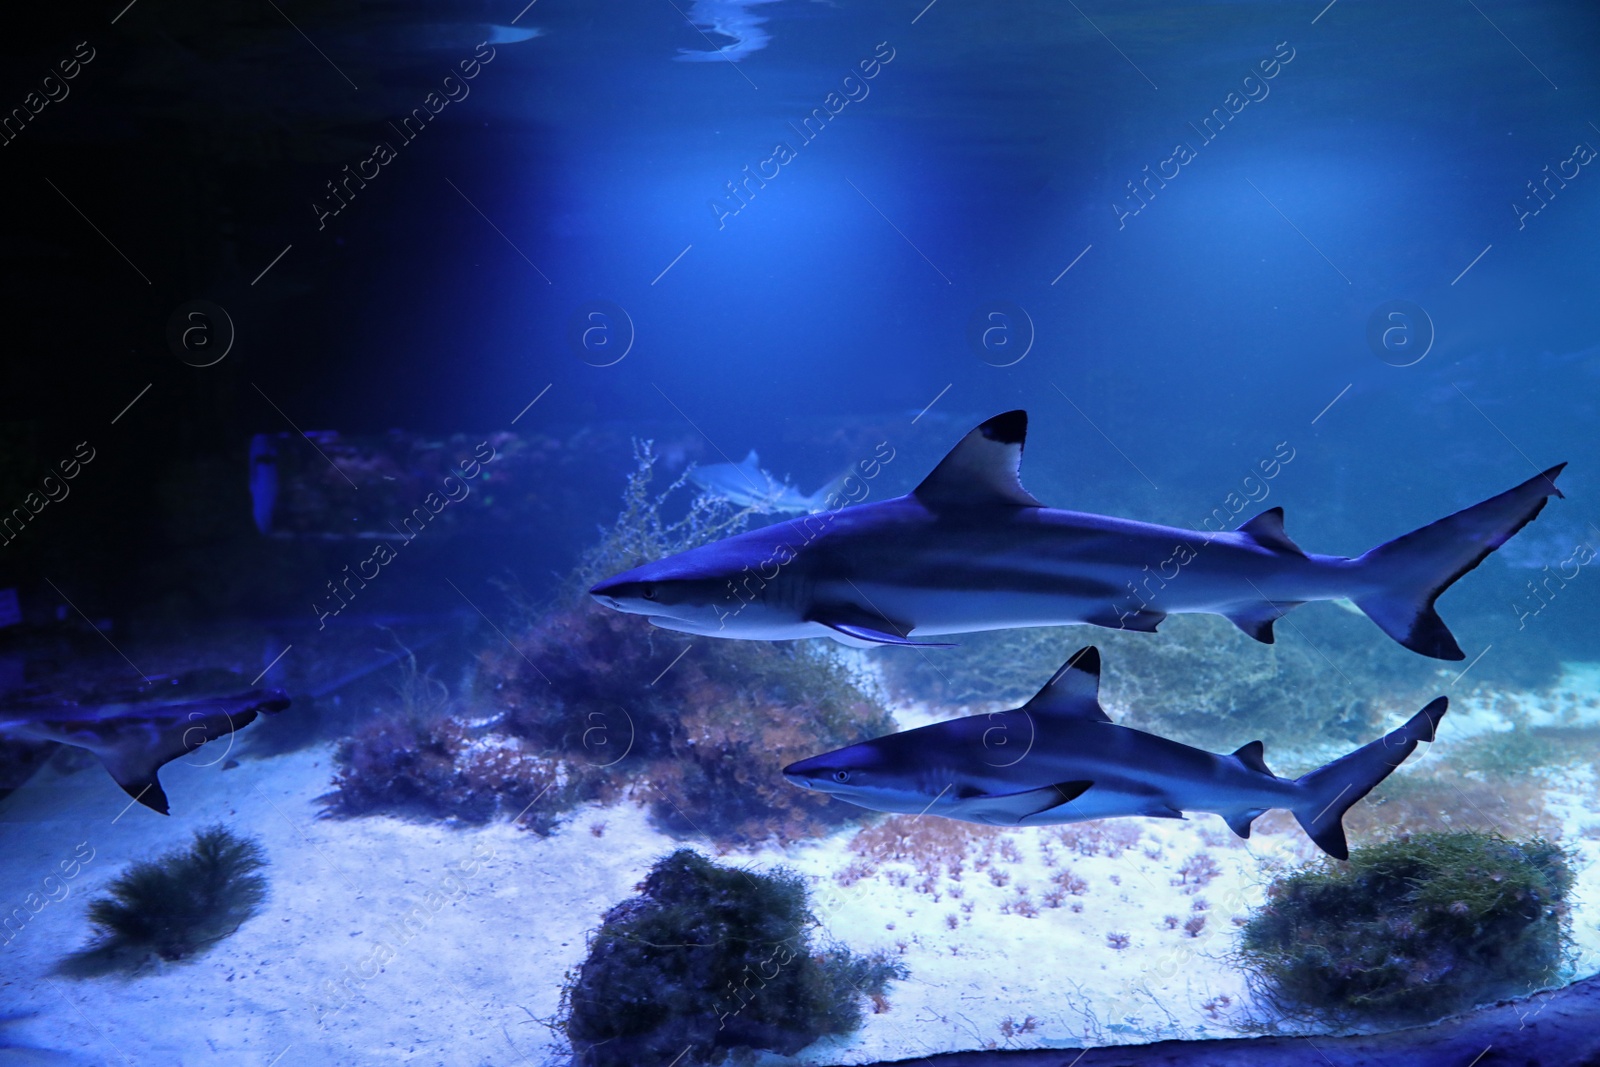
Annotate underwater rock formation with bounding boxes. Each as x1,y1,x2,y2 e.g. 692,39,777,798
561,848,904,1067
61,824,268,975
1237,830,1572,1025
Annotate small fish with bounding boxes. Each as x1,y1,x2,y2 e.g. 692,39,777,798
687,450,846,515
0,673,289,814
785,647,1445,859
592,410,1565,660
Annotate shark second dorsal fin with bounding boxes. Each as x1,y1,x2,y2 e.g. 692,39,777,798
1237,508,1305,556
913,410,1043,509
1021,647,1111,723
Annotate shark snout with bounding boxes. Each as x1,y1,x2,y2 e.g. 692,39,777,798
589,588,622,610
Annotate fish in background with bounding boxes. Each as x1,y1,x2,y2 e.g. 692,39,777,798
673,0,780,62
249,433,278,536
688,450,849,515
785,647,1445,860
592,410,1566,660
0,671,289,815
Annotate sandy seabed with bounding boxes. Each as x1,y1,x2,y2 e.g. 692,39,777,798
4,664,1600,1067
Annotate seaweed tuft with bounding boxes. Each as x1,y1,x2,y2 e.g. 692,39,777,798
560,848,905,1067
1237,830,1573,1025
62,825,268,975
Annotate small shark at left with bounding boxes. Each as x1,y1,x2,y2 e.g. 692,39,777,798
784,647,1445,859
688,450,846,515
0,672,290,814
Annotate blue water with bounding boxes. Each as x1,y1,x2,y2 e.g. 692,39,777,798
3,1,1600,1063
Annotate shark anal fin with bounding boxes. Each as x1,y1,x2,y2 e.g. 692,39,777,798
1224,601,1302,644
1021,647,1111,722
1231,739,1275,777
1237,507,1306,556
912,410,1044,509
1141,804,1186,820
1224,808,1268,839
961,780,1093,825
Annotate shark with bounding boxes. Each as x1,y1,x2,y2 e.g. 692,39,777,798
591,410,1565,660
784,646,1445,859
687,450,847,515
0,672,290,814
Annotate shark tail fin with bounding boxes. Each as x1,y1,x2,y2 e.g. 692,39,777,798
1292,697,1447,859
1352,465,1564,660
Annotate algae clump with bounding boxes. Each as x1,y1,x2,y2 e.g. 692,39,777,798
561,848,905,1066
1238,830,1572,1025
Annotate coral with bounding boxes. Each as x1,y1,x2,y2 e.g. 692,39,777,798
1107,932,1131,950
1238,831,1573,1025
62,826,267,975
560,849,905,1067
322,713,574,832
1174,851,1221,893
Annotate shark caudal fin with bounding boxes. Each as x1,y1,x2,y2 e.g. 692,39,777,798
1353,465,1565,660
1292,697,1447,859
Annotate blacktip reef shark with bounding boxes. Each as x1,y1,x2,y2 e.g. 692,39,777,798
785,647,1445,859
0,672,289,814
688,450,848,515
592,410,1565,660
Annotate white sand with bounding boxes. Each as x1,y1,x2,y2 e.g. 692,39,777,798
3,664,1598,1066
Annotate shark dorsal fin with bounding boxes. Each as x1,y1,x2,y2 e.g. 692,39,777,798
738,450,761,470
1231,739,1274,777
1021,647,1111,723
913,410,1043,509
1237,508,1305,556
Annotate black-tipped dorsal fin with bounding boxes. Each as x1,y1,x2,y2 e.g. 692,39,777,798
1231,739,1274,777
1021,647,1111,723
1237,508,1305,556
913,410,1043,508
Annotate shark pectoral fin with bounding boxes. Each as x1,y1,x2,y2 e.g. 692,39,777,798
1083,607,1166,634
1223,601,1302,644
99,694,288,816
100,754,172,815
912,410,1044,509
1224,808,1268,840
815,621,956,648
1022,647,1112,723
1237,508,1306,556
961,780,1093,825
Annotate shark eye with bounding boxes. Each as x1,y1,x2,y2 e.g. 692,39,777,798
641,585,657,601
832,770,850,783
